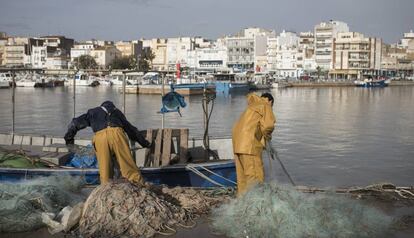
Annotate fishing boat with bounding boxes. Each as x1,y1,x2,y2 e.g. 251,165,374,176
354,78,390,88
0,72,12,88
65,72,100,87
0,132,236,188
16,79,36,87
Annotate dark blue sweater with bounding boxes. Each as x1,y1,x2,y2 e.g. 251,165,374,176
64,101,150,147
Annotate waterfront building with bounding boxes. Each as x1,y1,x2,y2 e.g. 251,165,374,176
314,20,349,70
266,37,277,72
142,38,168,71
90,45,121,69
70,42,96,63
399,30,414,50
85,39,113,47
115,40,142,60
0,38,6,66
3,37,43,67
330,32,382,80
226,27,274,72
35,36,74,69
381,44,414,78
166,37,194,70
186,46,228,72
268,30,301,78
297,32,317,73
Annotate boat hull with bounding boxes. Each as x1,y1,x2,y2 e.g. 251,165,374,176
0,160,236,188
354,79,389,88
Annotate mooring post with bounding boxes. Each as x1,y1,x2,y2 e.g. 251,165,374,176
161,73,165,129
122,72,126,114
11,71,15,135
73,71,76,118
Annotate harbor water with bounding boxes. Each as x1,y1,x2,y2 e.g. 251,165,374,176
0,86,413,187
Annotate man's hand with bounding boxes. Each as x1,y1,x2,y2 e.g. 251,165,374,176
144,140,152,148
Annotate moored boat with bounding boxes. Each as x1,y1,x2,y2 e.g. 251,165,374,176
65,72,100,87
354,78,390,88
0,132,236,188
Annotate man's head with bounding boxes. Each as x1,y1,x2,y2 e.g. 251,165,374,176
101,101,117,113
261,93,274,106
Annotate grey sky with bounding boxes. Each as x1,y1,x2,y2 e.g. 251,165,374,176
0,0,413,43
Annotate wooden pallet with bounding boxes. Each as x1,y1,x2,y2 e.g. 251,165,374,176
142,128,188,167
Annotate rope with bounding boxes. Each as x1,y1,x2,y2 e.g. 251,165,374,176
265,142,296,186
185,165,226,187
187,164,237,185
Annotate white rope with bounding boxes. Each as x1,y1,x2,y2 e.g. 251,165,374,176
188,164,237,185
185,165,226,187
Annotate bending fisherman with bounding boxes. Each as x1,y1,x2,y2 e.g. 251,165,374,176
64,101,151,184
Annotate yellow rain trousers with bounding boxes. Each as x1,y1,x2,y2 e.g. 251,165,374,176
232,93,276,196
235,154,265,195
92,127,145,184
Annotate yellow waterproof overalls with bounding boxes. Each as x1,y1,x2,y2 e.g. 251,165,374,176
232,93,276,196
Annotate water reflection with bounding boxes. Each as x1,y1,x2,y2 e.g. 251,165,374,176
0,86,413,186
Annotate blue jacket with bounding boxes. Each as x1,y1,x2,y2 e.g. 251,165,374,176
64,101,150,147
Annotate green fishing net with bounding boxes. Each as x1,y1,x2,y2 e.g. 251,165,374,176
0,175,85,233
211,183,393,238
0,152,48,168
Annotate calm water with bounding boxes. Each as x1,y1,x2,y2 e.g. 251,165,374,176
0,86,413,187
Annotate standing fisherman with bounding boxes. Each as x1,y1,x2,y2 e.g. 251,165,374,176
232,93,276,196
64,101,151,184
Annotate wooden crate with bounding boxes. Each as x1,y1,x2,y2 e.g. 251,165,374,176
142,128,189,167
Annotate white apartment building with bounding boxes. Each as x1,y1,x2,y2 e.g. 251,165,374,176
275,31,300,77
399,30,414,49
31,46,47,68
70,42,96,62
186,47,227,72
297,32,316,72
167,37,193,70
226,27,274,71
314,21,349,70
267,37,278,71
331,32,382,79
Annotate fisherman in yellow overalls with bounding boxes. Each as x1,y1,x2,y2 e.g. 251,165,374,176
232,93,276,196
64,101,151,184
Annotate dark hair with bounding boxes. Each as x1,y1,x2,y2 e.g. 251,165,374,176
261,93,274,105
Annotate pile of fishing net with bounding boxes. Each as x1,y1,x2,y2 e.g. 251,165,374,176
0,150,49,168
0,175,84,233
79,182,233,237
211,183,394,238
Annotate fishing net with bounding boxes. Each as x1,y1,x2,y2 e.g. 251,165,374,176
79,182,233,238
0,175,85,233
211,183,394,238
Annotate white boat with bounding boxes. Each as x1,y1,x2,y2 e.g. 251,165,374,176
0,72,12,88
16,80,36,87
65,73,99,87
0,81,9,88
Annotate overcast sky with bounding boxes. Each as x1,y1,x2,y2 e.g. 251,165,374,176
0,0,413,43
